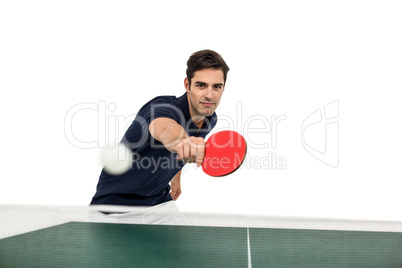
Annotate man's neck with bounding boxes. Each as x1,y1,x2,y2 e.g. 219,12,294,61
190,110,205,129
194,119,204,129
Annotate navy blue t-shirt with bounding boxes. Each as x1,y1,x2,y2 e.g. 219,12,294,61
90,93,217,206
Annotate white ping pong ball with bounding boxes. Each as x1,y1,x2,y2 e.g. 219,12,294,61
100,143,132,175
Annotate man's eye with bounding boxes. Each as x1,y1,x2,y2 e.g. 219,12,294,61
197,84,205,88
214,85,222,89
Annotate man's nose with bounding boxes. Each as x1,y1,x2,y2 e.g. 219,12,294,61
205,87,213,99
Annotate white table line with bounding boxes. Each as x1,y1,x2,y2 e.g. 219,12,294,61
247,228,252,268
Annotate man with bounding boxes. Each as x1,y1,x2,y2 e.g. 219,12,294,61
90,49,230,207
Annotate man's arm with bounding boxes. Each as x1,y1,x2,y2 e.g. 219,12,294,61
170,169,182,201
149,118,188,152
149,118,205,167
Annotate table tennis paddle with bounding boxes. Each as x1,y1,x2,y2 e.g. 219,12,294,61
176,130,247,177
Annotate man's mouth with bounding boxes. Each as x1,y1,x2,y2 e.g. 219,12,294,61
200,102,215,107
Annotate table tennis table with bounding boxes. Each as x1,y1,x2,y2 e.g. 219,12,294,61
1,204,402,267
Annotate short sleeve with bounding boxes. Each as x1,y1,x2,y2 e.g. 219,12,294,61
122,96,186,149
146,101,186,126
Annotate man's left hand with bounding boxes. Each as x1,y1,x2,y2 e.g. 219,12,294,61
170,179,182,201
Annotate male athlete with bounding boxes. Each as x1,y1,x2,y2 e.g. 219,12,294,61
90,49,230,207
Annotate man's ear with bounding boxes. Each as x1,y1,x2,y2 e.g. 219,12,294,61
184,77,190,92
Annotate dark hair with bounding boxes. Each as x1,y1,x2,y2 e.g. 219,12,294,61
186,49,230,85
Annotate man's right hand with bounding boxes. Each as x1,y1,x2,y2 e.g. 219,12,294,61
175,137,205,167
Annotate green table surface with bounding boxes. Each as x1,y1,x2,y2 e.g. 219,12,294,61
1,221,401,267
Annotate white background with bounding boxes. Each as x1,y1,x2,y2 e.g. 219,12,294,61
1,1,401,221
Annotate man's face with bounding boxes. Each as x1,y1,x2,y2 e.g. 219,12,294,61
185,68,225,120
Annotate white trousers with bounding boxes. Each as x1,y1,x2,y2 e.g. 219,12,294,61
90,201,189,225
